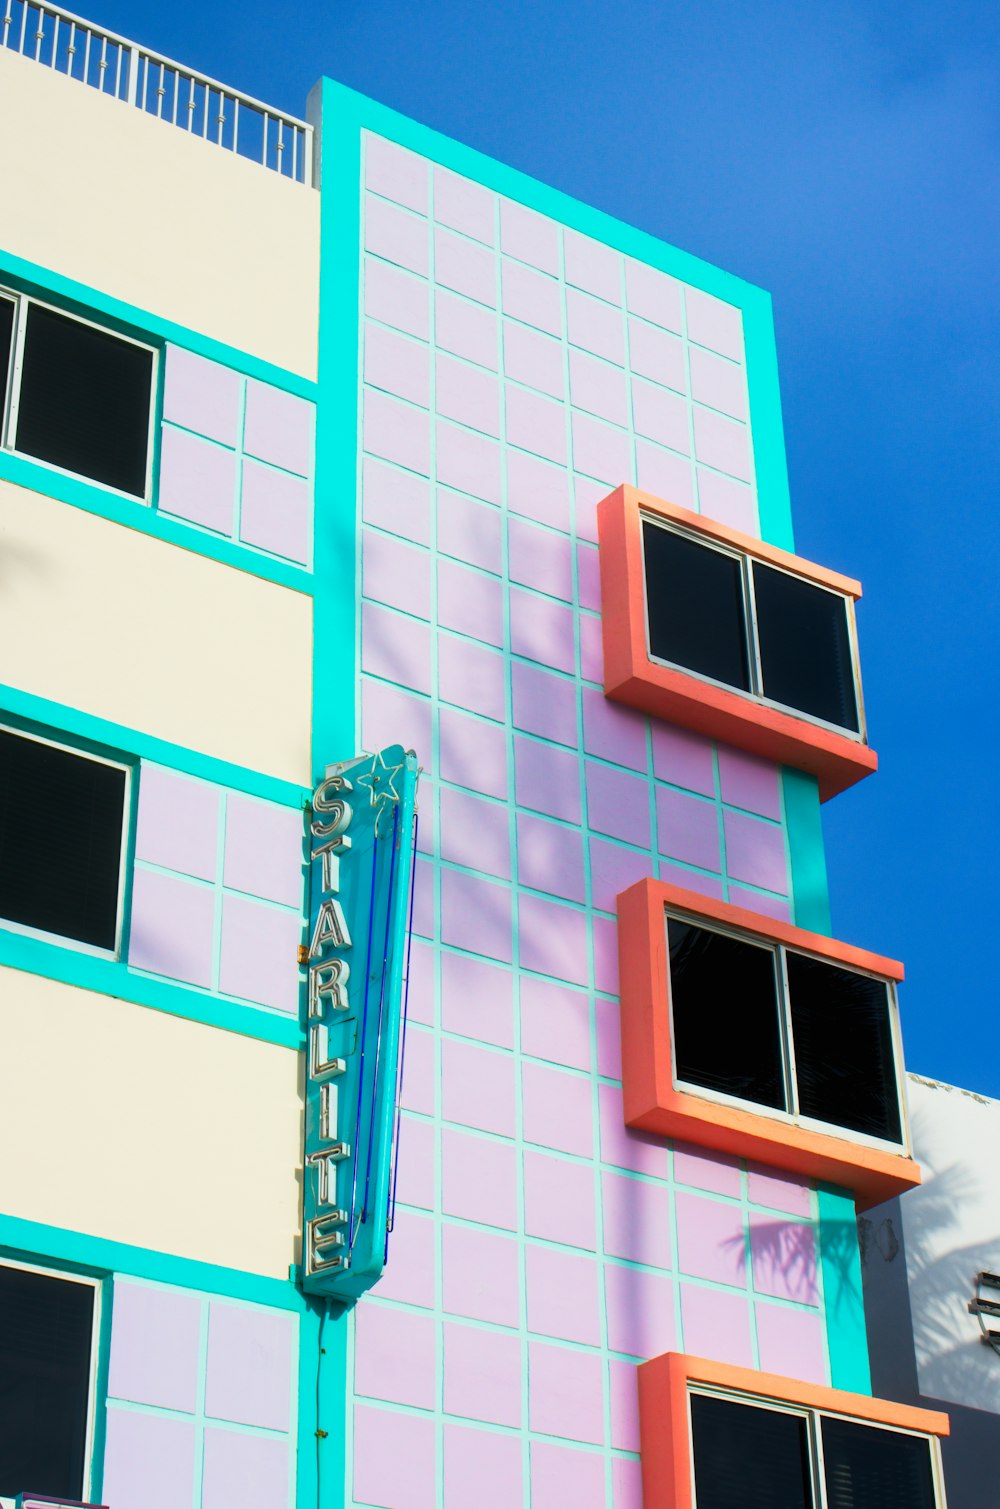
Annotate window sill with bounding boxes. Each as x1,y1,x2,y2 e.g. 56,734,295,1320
638,1352,949,1509
617,877,922,1210
596,485,878,800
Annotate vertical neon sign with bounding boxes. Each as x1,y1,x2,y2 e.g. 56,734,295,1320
301,743,419,1300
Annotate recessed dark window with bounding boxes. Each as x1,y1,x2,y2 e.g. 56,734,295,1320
668,919,785,1110
689,1394,941,1509
0,728,127,951
643,521,751,692
821,1417,937,1509
666,913,904,1147
690,1393,813,1509
0,296,14,420
639,517,863,735
786,953,902,1143
753,562,859,732
0,1263,95,1499
14,303,154,497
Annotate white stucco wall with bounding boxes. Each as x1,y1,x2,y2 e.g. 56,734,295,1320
898,1075,1000,1412
0,967,302,1276
0,48,319,377
0,478,312,784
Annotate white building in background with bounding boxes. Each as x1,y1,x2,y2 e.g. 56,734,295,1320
862,1074,1000,1508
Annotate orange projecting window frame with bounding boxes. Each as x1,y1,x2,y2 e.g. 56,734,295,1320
596,485,878,800
638,1352,949,1509
617,877,921,1209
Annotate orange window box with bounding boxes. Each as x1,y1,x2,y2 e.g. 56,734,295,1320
618,878,921,1210
596,485,878,799
638,1352,949,1509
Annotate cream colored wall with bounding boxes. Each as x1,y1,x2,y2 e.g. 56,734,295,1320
0,49,319,378
0,478,312,784
0,967,301,1276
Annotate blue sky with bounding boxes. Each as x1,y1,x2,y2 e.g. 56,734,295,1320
95,0,1000,1096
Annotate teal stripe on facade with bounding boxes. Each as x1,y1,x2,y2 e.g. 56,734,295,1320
311,78,363,772
782,767,833,936
302,75,367,1506
817,1184,873,1395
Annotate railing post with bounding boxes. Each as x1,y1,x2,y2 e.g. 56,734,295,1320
124,43,137,105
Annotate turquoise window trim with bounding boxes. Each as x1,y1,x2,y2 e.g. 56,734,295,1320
0,248,318,397
817,1184,872,1395
0,1212,302,1310
319,77,794,553
0,251,317,593
782,767,832,935
0,681,311,807
88,1273,114,1501
0,685,309,1049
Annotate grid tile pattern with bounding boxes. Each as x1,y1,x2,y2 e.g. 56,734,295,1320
159,345,315,567
128,762,305,1014
351,132,815,1508
102,1278,297,1509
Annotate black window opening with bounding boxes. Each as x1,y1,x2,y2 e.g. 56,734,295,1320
690,1392,939,1509
0,1262,97,1501
2,291,155,498
641,518,862,735
0,727,129,952
667,916,904,1146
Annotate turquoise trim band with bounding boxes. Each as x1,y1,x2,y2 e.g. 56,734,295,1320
321,79,793,552
0,681,311,807
0,1212,302,1310
817,1184,872,1394
782,767,832,935
0,450,313,593
0,248,318,396
0,924,303,1048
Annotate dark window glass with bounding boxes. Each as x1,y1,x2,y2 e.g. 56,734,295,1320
668,919,786,1111
0,297,13,421
822,1418,937,1509
0,1264,94,1498
643,522,751,692
786,953,902,1143
752,562,859,732
15,303,153,496
0,729,126,950
691,1393,814,1509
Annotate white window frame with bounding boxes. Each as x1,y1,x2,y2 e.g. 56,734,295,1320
640,512,868,743
0,722,132,961
688,1385,949,1509
0,286,159,504
666,906,912,1157
0,1257,104,1509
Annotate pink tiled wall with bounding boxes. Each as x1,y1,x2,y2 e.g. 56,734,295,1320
102,1279,297,1509
159,346,315,567
129,763,304,1013
350,132,822,1508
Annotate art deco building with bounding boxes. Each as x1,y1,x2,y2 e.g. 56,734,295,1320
0,8,968,1507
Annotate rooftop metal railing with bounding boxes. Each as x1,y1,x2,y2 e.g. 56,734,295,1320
1,0,314,184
